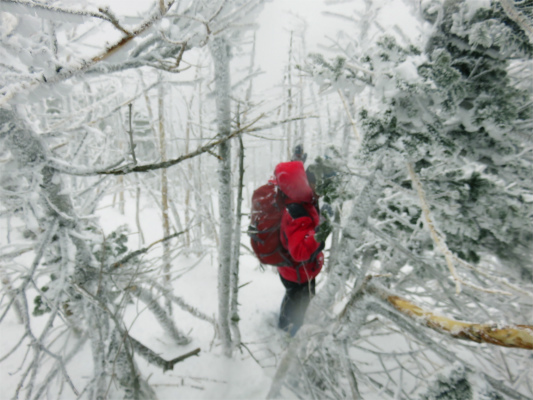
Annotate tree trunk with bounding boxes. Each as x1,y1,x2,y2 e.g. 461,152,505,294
158,75,172,314
230,134,245,350
210,35,234,357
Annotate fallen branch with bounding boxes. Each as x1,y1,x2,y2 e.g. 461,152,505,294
130,286,190,346
129,337,200,372
367,283,533,350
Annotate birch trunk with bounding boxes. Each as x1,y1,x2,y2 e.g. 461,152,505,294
210,35,234,356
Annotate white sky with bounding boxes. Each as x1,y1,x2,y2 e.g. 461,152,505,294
253,0,425,93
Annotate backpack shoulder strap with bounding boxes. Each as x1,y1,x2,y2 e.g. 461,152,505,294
286,203,309,219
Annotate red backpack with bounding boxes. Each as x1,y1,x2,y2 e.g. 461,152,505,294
249,182,292,266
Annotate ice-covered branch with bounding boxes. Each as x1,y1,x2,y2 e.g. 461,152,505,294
407,162,513,296
407,162,463,292
131,286,190,345
313,163,384,313
48,157,127,176
129,336,200,371
112,230,188,268
98,127,244,175
500,0,533,45
146,280,217,326
0,0,115,24
337,89,360,143
0,1,176,106
0,219,57,324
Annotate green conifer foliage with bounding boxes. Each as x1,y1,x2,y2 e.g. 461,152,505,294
355,0,533,279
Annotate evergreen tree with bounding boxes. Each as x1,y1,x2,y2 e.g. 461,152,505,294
359,0,533,280
269,1,533,398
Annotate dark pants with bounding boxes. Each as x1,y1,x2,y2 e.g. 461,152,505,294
278,275,316,336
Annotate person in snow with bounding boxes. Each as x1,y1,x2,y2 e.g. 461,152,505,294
272,159,330,335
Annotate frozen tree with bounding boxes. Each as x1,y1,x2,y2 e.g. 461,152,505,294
268,1,533,399
211,34,235,357
207,0,267,357
0,0,264,397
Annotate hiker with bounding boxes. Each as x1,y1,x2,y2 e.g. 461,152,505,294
271,160,329,335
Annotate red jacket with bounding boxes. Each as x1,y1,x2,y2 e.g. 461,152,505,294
272,161,324,283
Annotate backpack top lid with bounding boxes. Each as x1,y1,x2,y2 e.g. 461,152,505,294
274,161,314,203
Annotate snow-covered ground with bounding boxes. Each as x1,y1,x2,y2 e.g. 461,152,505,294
0,190,300,399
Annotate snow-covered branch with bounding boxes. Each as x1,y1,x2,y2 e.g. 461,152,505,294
0,1,177,106
0,0,115,24
500,0,533,45
48,157,126,176
407,162,515,296
129,337,200,372
131,286,190,345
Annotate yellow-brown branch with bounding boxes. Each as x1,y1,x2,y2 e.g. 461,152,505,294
386,295,533,350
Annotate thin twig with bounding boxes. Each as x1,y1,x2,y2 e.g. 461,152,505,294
112,229,188,268
99,113,264,175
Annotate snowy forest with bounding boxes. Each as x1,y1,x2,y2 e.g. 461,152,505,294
1,0,532,399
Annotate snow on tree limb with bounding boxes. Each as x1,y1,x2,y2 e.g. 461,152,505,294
0,1,176,106
500,0,533,45
0,0,114,24
129,336,200,372
407,161,463,293
407,162,513,296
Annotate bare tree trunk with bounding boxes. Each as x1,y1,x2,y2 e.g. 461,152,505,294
230,133,245,350
228,34,256,349
210,35,234,357
158,75,172,313
126,103,145,246
184,95,194,247
118,175,125,215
